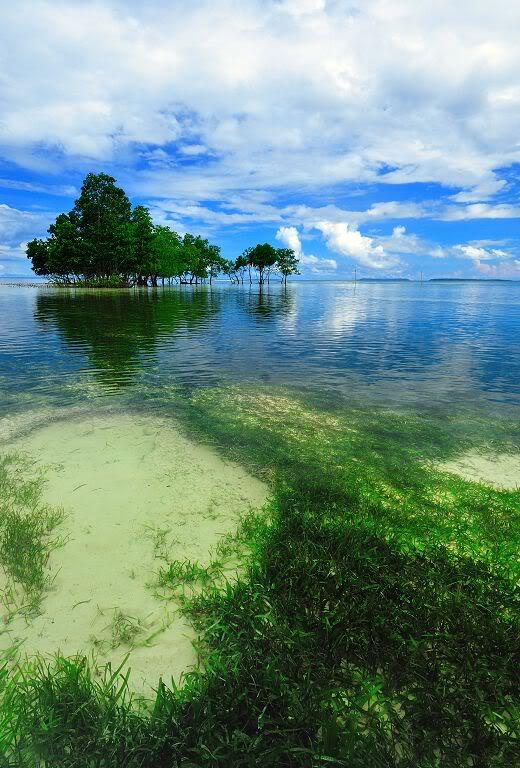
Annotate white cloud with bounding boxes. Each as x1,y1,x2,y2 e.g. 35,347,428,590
439,203,520,221
0,204,50,244
314,221,400,270
0,0,519,202
454,245,509,261
374,225,432,257
450,179,509,203
275,224,336,273
279,0,326,16
0,241,35,279
300,253,338,273
0,178,76,196
451,242,520,277
275,225,303,255
0,242,28,261
179,144,209,156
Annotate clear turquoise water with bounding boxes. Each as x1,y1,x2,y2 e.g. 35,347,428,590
1,281,519,421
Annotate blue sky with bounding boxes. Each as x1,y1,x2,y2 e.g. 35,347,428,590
1,0,520,280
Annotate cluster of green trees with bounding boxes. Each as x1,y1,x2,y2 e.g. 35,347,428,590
26,173,300,287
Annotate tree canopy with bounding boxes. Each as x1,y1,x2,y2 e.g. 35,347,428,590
26,173,299,287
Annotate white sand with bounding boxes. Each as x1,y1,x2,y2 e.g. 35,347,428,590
437,452,520,490
0,412,266,695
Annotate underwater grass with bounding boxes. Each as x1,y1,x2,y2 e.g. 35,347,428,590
184,387,520,579
1,387,519,767
0,453,65,612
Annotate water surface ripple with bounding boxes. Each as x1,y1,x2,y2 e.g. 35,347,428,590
0,281,518,416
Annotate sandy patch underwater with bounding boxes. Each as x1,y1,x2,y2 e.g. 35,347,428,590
437,451,520,490
0,411,267,695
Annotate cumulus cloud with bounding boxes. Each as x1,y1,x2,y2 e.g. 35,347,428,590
2,1,520,278
275,225,303,255
0,205,53,278
275,225,337,273
0,0,519,202
0,242,35,279
314,221,400,270
450,179,509,203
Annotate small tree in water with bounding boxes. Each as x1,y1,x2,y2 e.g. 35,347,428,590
247,243,277,285
26,172,299,286
275,248,300,285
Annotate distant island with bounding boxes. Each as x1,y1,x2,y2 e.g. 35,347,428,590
428,278,514,283
26,173,300,287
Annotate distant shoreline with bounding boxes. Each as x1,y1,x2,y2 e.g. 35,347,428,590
0,277,518,288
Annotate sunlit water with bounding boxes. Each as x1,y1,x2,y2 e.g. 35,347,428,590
0,281,519,418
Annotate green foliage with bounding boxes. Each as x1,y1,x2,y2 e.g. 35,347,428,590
25,173,224,288
3,389,516,766
130,205,156,284
26,173,301,287
25,239,49,277
153,225,183,282
245,242,277,284
237,245,301,284
276,247,300,283
71,172,133,278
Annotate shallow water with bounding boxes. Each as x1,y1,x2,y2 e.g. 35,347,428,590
0,281,519,689
0,281,519,414
0,410,266,692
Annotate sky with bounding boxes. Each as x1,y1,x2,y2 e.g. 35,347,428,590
1,0,520,280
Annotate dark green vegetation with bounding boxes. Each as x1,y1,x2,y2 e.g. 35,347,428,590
1,388,519,767
0,454,65,615
26,173,299,287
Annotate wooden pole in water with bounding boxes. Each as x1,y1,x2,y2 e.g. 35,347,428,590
354,268,357,284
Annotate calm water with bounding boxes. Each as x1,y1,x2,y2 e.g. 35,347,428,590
0,281,519,420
